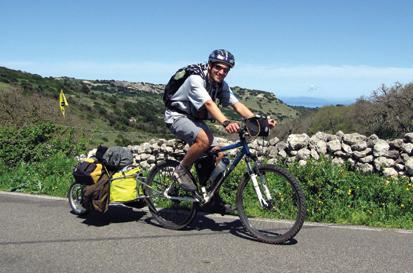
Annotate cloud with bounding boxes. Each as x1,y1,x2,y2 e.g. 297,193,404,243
234,64,413,79
231,64,413,99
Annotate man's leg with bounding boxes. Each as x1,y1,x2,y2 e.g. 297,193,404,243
180,128,213,168
168,117,214,192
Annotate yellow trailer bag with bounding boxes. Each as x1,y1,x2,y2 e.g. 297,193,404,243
110,166,143,202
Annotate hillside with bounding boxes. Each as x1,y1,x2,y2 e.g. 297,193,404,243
0,66,298,147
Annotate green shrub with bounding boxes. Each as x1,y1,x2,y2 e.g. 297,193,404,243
0,122,86,168
0,152,76,197
221,156,413,229
287,157,413,228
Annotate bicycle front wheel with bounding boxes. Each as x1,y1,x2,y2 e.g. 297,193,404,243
144,160,197,230
236,164,306,244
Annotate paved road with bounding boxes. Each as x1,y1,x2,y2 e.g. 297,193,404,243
1,192,413,273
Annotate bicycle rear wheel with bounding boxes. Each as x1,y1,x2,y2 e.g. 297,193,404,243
236,164,306,244
68,182,89,216
144,160,197,230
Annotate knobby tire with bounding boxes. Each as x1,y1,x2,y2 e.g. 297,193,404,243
144,160,198,230
236,164,306,244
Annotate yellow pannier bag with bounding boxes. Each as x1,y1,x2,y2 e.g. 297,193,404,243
110,166,143,203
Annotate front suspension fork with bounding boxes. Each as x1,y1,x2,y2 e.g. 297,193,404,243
246,159,273,208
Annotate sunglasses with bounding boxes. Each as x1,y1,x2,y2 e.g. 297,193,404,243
212,64,230,74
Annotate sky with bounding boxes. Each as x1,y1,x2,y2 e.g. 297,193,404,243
1,0,413,104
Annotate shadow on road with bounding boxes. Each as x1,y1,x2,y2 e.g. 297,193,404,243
144,213,298,245
77,205,147,227
73,205,298,245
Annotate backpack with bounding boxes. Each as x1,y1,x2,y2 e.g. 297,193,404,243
72,158,104,185
163,63,207,108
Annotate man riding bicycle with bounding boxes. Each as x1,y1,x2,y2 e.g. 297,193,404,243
164,49,276,212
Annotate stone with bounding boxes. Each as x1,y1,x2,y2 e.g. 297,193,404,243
336,130,345,140
343,133,367,145
373,140,390,157
275,141,288,151
297,148,311,160
147,155,156,164
278,149,287,158
359,155,374,163
353,148,372,159
395,163,405,171
269,137,279,146
351,141,367,151
332,157,345,165
405,158,413,176
311,140,327,155
287,134,310,150
165,146,174,153
388,139,404,150
347,158,356,168
139,161,151,170
374,157,395,171
311,132,329,141
142,143,152,153
384,149,400,159
167,139,176,146
405,133,413,143
401,153,411,162
268,146,278,157
140,153,150,161
356,162,374,173
367,134,380,147
342,143,352,154
157,138,167,146
327,139,341,152
401,143,413,154
382,168,398,177
310,149,320,160
334,151,349,158
298,160,307,166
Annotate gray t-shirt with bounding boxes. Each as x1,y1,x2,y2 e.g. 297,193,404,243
164,73,239,124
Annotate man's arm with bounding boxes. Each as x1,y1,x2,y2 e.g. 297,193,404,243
204,100,229,125
204,100,255,134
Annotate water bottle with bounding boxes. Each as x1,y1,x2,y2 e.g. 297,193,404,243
209,157,230,183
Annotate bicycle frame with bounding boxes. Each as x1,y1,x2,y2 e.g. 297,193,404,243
203,130,255,199
153,129,272,207
202,129,271,207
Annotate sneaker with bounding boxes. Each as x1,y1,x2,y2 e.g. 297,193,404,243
173,164,197,192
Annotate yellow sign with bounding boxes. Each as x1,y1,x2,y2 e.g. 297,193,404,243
59,90,69,117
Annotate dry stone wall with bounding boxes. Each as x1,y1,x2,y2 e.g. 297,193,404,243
85,131,413,180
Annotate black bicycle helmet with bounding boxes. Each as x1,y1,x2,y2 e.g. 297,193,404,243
208,49,235,68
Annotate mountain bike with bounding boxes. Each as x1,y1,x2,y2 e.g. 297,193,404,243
144,121,306,244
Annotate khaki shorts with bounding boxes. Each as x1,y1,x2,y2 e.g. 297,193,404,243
167,116,217,146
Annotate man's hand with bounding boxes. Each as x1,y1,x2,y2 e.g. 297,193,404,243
225,122,240,133
268,119,278,129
